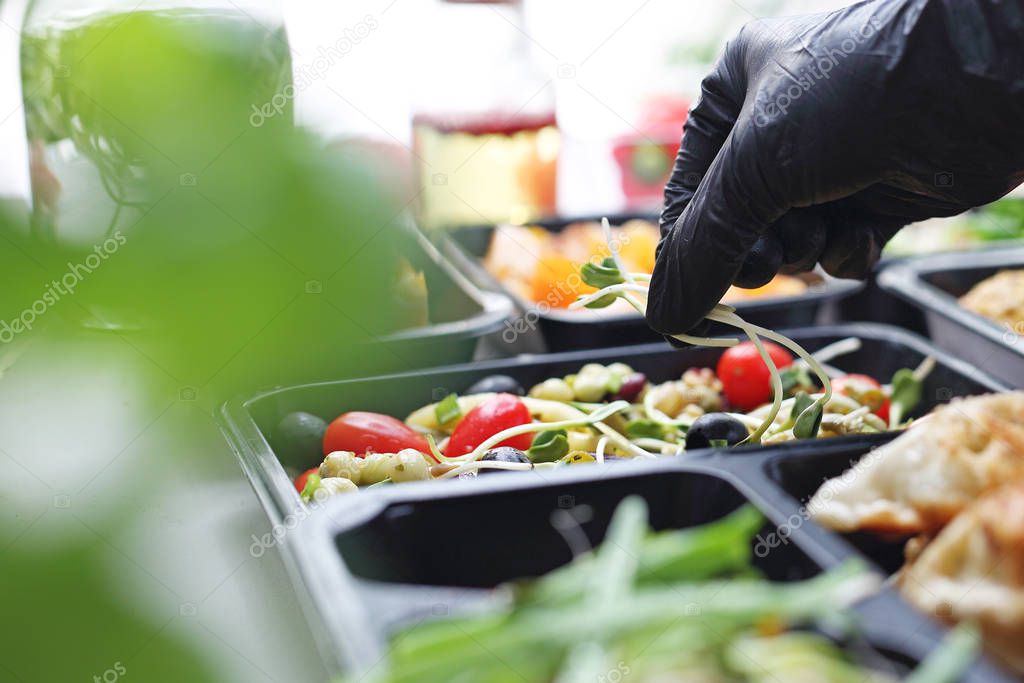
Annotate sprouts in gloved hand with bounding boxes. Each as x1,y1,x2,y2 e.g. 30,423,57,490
572,218,832,445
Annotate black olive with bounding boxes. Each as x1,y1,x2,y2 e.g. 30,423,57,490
479,446,531,474
482,447,530,463
685,413,749,450
734,234,783,288
276,412,328,464
465,374,525,396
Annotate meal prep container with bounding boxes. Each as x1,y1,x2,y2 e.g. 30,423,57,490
878,246,1024,387
441,215,864,351
222,323,1002,528
289,448,1014,681
351,225,515,377
835,257,928,336
220,322,1010,679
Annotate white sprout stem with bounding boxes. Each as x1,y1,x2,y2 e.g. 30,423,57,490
579,279,738,349
708,309,783,444
746,391,865,422
570,284,651,310
738,320,833,404
452,401,633,463
844,406,872,427
665,304,743,348
595,436,608,464
913,355,936,382
726,412,768,429
436,460,537,480
804,337,861,366
593,422,659,459
602,217,637,287
631,437,682,454
815,362,845,379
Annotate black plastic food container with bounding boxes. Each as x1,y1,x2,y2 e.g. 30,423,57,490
219,323,1010,680
878,246,1024,387
441,215,863,351
368,225,515,374
220,323,1003,529
287,448,1015,681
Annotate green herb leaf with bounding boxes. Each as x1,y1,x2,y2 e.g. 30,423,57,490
780,365,814,395
890,368,922,414
791,391,813,420
434,393,462,427
625,419,669,440
527,429,570,463
582,292,619,309
793,400,824,439
580,256,624,289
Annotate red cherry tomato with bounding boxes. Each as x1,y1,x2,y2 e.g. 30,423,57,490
294,467,318,493
831,374,890,421
716,341,794,411
322,411,432,460
445,393,533,457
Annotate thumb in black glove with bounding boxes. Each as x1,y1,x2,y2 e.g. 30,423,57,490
647,0,1024,337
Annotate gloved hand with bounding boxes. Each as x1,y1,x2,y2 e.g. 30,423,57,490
647,0,1024,337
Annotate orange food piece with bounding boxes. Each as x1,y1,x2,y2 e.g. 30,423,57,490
617,219,659,273
722,275,807,302
530,254,594,308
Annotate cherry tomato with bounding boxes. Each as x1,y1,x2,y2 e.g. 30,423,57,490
832,374,890,421
323,411,432,459
294,467,318,493
716,341,793,411
445,393,533,457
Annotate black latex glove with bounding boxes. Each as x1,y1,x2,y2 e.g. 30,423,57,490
647,0,1024,337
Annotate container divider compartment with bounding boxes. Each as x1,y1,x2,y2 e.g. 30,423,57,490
878,246,1024,387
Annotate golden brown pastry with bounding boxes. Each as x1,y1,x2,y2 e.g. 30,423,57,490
959,269,1024,328
807,392,1024,535
900,482,1024,673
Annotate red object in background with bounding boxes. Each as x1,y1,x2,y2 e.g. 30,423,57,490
612,95,690,208
445,393,533,457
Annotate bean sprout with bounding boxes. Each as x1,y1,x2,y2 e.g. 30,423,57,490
570,221,833,444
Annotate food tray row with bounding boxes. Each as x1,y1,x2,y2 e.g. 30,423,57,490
292,443,1014,681
364,216,1024,375
441,215,864,351
219,323,1011,680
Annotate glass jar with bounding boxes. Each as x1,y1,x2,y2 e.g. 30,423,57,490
20,0,291,248
412,0,559,230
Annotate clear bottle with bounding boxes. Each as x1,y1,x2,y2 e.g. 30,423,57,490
412,0,559,230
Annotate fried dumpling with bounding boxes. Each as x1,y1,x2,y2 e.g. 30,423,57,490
808,392,1024,535
900,482,1024,673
